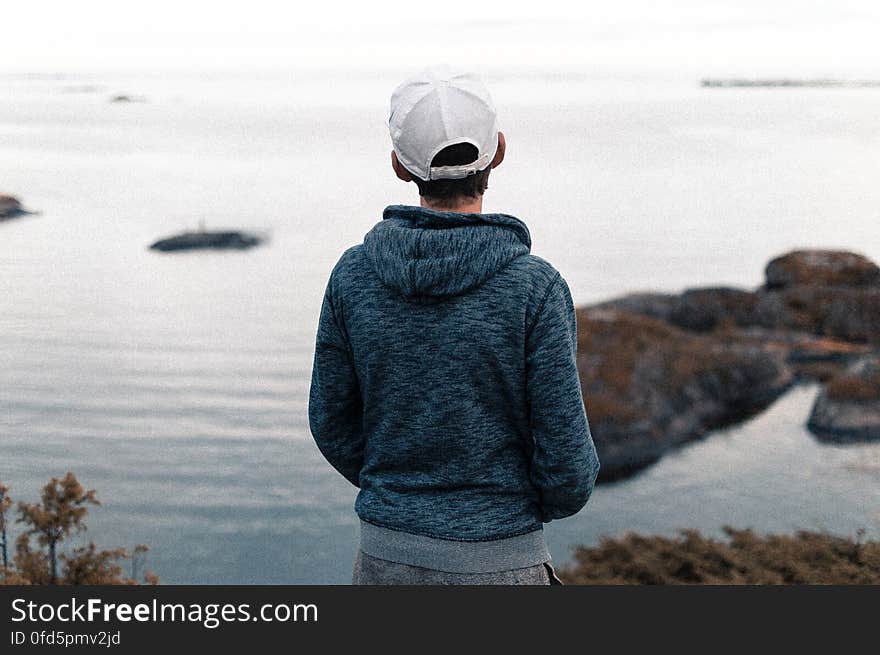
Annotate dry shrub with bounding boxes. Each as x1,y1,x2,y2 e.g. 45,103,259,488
0,474,158,585
560,527,880,585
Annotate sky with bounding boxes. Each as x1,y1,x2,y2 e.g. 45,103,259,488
2,0,879,76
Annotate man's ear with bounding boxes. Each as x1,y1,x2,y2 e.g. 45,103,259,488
391,151,413,182
490,131,506,169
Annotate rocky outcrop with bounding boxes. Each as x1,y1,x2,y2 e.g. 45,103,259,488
577,308,793,479
579,249,880,479
591,292,678,323
0,194,25,220
721,328,871,381
753,285,880,345
600,251,880,345
149,230,265,252
669,287,759,332
808,357,880,442
755,251,880,345
764,250,880,289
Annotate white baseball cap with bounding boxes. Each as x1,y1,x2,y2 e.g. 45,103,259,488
389,66,499,182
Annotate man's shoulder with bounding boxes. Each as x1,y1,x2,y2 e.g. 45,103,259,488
329,244,368,280
335,243,365,267
320,245,371,313
504,255,569,331
506,253,562,291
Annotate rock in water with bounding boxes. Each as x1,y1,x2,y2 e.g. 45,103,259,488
149,230,264,252
754,285,880,345
765,250,880,289
590,292,678,324
808,357,880,442
758,251,880,344
600,250,880,346
668,287,759,332
576,308,794,479
109,94,147,103
575,248,880,479
0,194,25,219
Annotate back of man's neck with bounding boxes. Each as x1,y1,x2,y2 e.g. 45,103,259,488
420,196,483,214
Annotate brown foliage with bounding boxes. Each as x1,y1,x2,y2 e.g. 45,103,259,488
0,566,32,585
62,544,134,585
0,474,158,585
17,472,99,548
13,534,51,585
16,472,99,583
560,528,880,584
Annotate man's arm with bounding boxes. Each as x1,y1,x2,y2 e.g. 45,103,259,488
308,275,364,487
525,272,600,521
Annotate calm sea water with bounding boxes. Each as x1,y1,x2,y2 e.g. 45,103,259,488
2,72,879,583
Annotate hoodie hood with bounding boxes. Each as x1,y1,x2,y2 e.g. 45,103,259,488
363,205,532,301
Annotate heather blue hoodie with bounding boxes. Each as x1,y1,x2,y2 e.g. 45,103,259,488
309,205,599,551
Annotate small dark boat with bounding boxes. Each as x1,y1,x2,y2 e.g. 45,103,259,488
149,229,265,252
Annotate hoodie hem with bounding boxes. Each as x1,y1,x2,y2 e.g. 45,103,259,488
358,520,550,574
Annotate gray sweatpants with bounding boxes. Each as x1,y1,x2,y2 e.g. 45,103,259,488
352,550,563,586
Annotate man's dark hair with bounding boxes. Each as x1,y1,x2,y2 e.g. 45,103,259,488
412,142,491,207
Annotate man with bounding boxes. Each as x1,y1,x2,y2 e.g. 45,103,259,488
309,67,599,585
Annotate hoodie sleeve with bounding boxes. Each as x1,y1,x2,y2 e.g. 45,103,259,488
308,273,364,488
525,272,600,522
